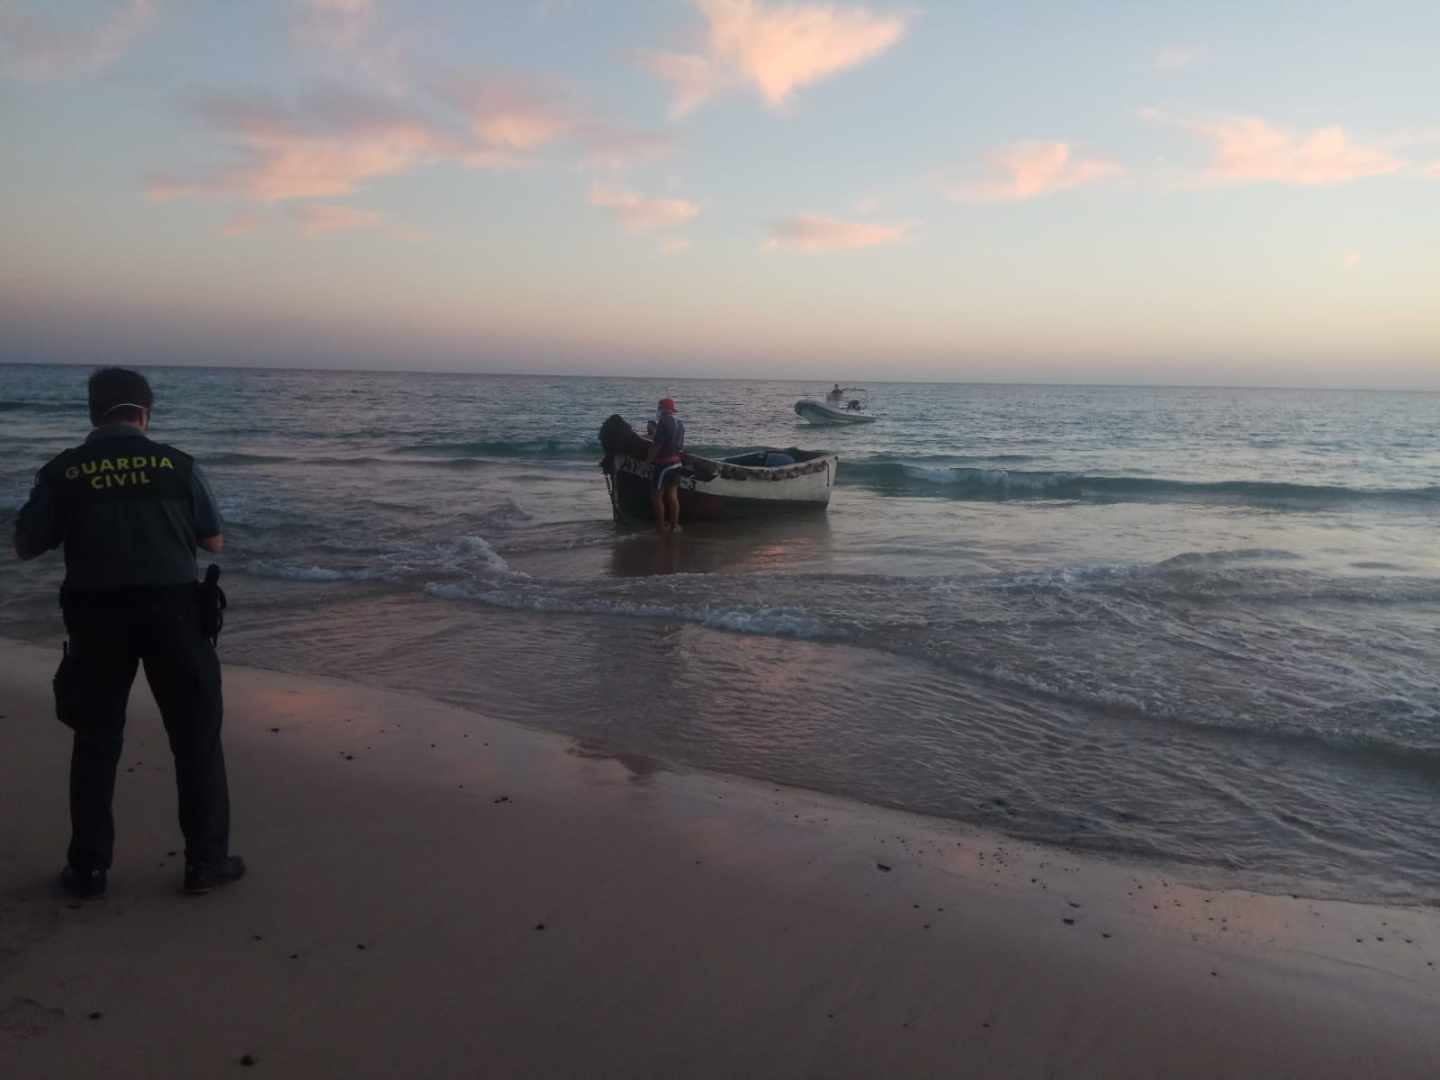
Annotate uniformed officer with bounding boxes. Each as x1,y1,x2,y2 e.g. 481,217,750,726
13,367,245,899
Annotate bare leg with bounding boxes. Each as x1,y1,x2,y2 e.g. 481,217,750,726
651,488,666,534
664,485,681,532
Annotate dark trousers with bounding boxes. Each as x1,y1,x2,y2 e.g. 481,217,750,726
60,587,228,872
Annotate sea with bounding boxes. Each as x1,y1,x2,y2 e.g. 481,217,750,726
3,364,1439,905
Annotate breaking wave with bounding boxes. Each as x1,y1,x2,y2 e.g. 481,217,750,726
244,535,523,586
416,551,1440,760
246,561,383,583
839,462,1440,509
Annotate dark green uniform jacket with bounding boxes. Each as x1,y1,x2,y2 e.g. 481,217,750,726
14,425,222,589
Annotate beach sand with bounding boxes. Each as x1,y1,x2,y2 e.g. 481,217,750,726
1,637,1436,1079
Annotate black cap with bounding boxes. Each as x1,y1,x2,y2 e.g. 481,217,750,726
88,367,153,427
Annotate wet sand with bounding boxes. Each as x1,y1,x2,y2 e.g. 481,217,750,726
1,637,1437,1078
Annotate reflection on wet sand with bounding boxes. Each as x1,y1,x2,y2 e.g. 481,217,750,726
569,740,665,780
607,515,834,578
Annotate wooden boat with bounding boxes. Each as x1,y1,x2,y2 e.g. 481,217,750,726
598,415,837,523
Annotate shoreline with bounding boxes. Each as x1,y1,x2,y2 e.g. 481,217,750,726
14,606,1420,912
2,636,1438,1077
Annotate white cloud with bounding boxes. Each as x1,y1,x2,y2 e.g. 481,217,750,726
1342,252,1361,270
1153,45,1203,71
658,236,693,255
589,187,700,232
763,214,908,252
0,0,153,81
644,0,907,117
295,0,374,48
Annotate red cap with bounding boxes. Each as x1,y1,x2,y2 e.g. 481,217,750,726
658,397,677,413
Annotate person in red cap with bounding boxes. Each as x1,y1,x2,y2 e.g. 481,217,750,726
647,398,685,533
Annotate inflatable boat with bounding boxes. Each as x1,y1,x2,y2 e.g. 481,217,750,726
794,388,876,425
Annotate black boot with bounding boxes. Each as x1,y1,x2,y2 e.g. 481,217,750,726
60,865,108,900
183,855,246,895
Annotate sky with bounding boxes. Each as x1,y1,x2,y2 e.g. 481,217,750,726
1,0,1438,387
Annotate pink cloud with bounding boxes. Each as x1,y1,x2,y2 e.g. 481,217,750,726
1425,161,1440,178
0,0,153,81
440,77,673,170
437,77,673,169
288,202,383,235
576,123,676,170
944,142,1123,202
642,51,722,119
1189,116,1403,185
474,109,568,150
589,187,700,232
658,236,693,255
1342,252,1361,270
644,0,907,117
151,77,677,209
1379,128,1440,150
442,78,574,154
763,214,908,252
148,90,457,202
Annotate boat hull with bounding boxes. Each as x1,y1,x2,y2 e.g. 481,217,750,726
608,452,837,523
794,398,876,425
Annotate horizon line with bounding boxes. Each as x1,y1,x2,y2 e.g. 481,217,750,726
2,359,1437,396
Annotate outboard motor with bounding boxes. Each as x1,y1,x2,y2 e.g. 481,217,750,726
598,414,658,524
598,414,652,471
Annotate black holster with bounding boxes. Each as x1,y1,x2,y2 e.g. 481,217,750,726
196,563,227,645
53,640,80,730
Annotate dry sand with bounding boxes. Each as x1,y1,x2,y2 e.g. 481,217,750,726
1,636,1437,1078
